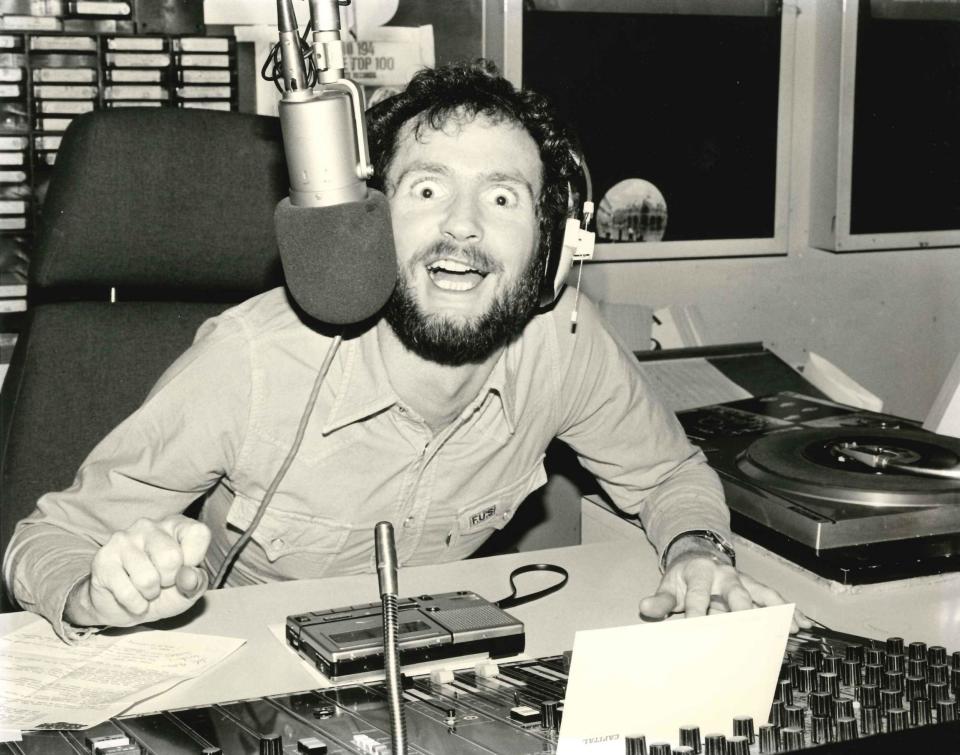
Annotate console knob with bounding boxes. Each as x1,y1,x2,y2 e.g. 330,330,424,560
776,679,793,706
908,641,927,661
860,706,881,736
797,666,815,693
758,724,778,753
811,715,832,744
726,735,749,755
785,705,805,729
880,688,902,713
821,655,841,675
817,671,839,698
809,691,833,718
840,659,861,687
703,733,726,755
835,716,858,742
927,681,948,705
886,637,905,655
905,675,926,701
887,707,909,732
928,663,949,685
832,698,854,720
859,683,879,708
936,699,957,723
625,734,647,755
885,654,905,673
910,696,932,727
769,700,787,727
732,715,754,744
927,645,947,666
863,663,883,687
780,726,804,750
260,734,283,755
539,700,559,730
907,659,928,679
678,725,700,753
801,647,821,670
845,643,864,663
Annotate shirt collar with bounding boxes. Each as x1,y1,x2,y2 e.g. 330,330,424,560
320,321,519,435
483,344,517,434
321,325,399,435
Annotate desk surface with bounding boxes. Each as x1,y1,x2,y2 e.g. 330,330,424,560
3,524,959,717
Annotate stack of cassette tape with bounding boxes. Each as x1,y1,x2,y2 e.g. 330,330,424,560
103,35,170,108
0,6,238,314
0,32,30,312
173,36,237,112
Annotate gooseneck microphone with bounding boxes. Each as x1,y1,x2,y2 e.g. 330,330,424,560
375,521,408,755
274,0,397,324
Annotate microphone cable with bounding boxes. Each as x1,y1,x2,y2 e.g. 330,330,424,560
211,334,343,589
261,20,319,92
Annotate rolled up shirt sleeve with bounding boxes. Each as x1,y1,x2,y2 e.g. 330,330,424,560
553,295,730,557
2,312,253,640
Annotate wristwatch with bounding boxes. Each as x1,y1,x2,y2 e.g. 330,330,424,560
660,529,737,572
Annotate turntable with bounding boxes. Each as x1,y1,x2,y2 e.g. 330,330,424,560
678,392,960,584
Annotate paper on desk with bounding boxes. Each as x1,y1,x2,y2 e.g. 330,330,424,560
0,619,244,735
634,357,752,413
557,604,794,754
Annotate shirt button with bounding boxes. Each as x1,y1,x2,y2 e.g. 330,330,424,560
271,537,285,549
403,516,415,528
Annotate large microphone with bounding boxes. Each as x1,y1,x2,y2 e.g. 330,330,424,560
274,0,397,325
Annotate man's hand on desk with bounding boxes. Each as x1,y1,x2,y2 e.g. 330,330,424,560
638,536,812,634
64,515,211,629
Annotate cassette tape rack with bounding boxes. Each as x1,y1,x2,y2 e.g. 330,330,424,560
0,27,238,325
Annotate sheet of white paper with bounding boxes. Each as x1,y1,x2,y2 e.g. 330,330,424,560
635,357,753,412
0,620,245,735
557,604,794,754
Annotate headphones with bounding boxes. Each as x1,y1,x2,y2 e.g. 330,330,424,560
539,151,596,308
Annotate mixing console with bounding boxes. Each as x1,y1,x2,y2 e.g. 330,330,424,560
6,626,960,754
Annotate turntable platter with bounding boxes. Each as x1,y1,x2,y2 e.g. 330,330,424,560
737,427,960,507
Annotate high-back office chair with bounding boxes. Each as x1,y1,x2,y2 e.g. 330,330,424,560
0,108,288,610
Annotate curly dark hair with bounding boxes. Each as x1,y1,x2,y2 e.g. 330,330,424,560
366,59,581,279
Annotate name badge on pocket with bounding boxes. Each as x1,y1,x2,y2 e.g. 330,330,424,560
458,500,512,534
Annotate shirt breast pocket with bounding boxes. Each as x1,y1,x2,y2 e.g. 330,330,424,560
226,494,351,573
447,456,547,553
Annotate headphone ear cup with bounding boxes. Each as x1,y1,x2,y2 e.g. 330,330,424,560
539,154,591,308
550,217,581,299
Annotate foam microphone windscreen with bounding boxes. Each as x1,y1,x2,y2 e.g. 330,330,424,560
275,188,398,324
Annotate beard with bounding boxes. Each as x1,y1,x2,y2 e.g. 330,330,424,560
383,239,542,366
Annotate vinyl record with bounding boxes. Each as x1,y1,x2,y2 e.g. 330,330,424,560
737,427,960,508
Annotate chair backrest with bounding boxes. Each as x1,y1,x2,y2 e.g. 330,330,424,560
0,108,289,610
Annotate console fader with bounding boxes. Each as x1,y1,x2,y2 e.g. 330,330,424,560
6,627,960,754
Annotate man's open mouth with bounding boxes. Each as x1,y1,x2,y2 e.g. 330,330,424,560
426,258,489,292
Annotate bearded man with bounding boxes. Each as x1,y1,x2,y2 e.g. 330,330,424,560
3,61,803,642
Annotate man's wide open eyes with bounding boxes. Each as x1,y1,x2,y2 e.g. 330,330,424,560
410,178,444,200
485,186,519,208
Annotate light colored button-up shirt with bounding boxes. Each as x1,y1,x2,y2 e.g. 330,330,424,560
4,286,729,640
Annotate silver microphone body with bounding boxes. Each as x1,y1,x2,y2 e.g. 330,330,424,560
375,521,399,597
279,89,368,207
